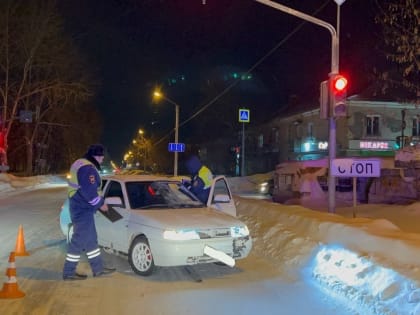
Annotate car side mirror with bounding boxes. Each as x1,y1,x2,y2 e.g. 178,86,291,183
105,196,123,206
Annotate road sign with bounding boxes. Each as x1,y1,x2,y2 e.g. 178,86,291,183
331,158,381,177
168,143,185,152
239,109,250,123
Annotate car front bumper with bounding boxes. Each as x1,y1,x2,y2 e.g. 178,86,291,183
149,236,252,267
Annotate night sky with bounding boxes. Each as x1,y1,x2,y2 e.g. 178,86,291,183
58,0,379,161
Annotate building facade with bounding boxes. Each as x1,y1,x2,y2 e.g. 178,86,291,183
248,97,420,203
255,97,419,165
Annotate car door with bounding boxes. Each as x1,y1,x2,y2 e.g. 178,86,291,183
206,175,237,217
95,180,130,252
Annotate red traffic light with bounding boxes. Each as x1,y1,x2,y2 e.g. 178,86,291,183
330,74,348,118
333,75,348,92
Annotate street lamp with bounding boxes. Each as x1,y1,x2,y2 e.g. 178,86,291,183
153,90,180,176
132,139,140,169
132,129,148,171
254,0,345,213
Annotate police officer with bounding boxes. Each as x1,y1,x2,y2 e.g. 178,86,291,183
63,144,115,280
184,154,213,204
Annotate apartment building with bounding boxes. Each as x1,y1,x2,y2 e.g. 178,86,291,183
255,96,419,164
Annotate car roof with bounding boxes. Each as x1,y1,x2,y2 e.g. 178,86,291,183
103,174,183,182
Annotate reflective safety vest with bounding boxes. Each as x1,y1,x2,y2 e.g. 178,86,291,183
198,165,213,189
67,158,101,198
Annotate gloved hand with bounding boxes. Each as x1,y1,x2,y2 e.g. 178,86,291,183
99,203,109,212
181,178,191,189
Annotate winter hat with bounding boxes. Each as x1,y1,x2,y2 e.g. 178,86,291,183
185,155,202,175
87,144,105,157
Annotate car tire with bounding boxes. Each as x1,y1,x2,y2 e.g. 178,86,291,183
128,236,155,276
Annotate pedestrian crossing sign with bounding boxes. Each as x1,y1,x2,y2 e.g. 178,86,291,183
239,108,250,123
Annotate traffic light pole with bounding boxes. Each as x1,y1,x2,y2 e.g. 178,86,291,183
158,94,180,177
328,118,337,213
255,0,341,213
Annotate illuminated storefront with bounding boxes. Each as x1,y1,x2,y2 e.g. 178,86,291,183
347,140,397,157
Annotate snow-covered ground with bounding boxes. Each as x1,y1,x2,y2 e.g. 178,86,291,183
1,173,420,314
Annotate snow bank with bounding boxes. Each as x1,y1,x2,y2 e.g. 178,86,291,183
236,197,420,315
0,173,66,197
237,197,420,275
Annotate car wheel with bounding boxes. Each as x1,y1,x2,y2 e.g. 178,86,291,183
128,236,155,276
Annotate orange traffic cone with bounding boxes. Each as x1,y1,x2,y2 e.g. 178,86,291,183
14,225,29,256
0,252,25,299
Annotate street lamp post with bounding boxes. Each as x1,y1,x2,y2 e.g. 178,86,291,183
132,139,139,168
254,0,345,213
153,91,180,176
137,129,147,171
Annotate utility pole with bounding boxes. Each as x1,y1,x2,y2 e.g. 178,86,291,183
254,0,345,213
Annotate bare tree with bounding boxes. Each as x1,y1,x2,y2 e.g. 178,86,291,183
0,0,100,174
375,0,420,102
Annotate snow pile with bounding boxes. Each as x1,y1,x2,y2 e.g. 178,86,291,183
235,197,420,315
0,173,66,196
228,172,273,194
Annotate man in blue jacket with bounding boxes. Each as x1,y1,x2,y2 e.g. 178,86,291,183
184,154,213,204
63,144,115,280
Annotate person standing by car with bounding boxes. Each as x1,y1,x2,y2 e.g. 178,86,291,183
184,154,213,204
63,144,116,280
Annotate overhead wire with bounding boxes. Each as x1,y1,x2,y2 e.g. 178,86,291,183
152,0,331,147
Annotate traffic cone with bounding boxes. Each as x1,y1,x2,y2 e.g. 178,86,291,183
0,252,25,299
14,225,29,256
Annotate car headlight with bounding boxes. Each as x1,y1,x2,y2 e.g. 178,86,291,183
163,229,200,240
258,182,268,193
231,225,249,237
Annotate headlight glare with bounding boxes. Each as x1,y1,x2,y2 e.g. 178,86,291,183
259,182,268,193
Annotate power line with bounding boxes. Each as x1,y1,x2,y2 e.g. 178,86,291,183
152,0,330,147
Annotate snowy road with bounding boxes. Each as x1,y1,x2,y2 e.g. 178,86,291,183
0,187,357,315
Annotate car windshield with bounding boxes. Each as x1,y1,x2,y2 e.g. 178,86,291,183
125,180,204,209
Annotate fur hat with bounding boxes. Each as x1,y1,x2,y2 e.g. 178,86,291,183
185,155,202,175
87,144,105,157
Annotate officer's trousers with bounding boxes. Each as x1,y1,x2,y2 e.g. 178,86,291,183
63,207,103,277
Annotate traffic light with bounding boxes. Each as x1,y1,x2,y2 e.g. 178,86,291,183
330,74,348,117
319,80,329,119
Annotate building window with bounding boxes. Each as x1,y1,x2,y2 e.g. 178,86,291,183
413,117,420,136
366,115,380,136
307,123,313,138
287,126,294,151
296,125,302,138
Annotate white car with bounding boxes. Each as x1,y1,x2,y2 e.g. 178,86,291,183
60,174,252,276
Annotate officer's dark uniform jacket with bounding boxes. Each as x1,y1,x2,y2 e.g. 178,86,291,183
63,153,105,278
185,155,213,204
67,158,104,210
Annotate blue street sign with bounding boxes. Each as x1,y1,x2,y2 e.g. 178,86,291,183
168,143,185,152
239,108,250,123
